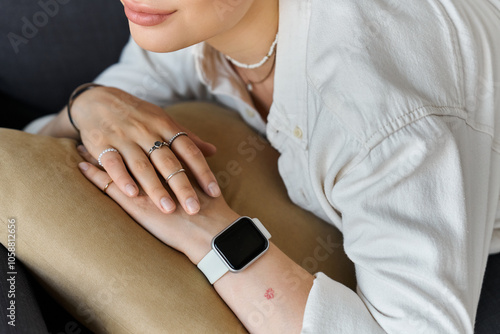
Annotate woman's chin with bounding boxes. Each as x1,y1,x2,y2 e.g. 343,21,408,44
129,25,197,53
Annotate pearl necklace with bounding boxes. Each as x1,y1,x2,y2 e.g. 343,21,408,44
225,33,279,70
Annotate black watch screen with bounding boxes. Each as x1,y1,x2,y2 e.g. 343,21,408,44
213,217,269,271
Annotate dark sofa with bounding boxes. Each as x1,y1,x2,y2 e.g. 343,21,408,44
0,0,130,130
0,1,129,332
0,1,499,333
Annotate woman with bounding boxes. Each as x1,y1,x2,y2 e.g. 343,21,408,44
34,0,500,332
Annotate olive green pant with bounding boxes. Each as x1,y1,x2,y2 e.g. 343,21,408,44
0,103,355,333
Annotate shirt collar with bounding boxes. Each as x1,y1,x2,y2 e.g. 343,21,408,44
191,0,311,149
192,42,255,108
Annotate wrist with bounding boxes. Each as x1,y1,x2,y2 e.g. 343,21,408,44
195,215,272,284
69,84,109,132
38,108,80,139
184,209,240,266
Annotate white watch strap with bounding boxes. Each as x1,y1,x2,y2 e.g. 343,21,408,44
197,249,228,284
197,217,271,284
252,218,271,239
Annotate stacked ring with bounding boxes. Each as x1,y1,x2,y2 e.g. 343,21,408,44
98,148,119,167
148,132,188,158
168,132,188,148
148,141,168,157
166,168,186,182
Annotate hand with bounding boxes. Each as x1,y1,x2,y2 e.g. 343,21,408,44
78,160,240,264
71,86,221,215
79,157,313,334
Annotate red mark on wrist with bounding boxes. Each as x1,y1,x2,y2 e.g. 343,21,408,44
264,288,275,300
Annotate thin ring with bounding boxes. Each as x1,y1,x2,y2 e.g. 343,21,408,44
167,132,188,148
98,148,119,167
148,140,168,157
166,168,186,182
103,179,114,194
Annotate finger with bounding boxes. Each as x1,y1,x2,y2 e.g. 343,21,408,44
120,144,178,214
172,121,217,157
78,161,124,200
184,130,217,157
78,161,183,251
97,147,140,198
78,162,148,221
168,135,221,198
77,145,98,165
148,147,201,215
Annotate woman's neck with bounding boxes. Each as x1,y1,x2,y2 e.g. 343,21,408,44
206,0,279,65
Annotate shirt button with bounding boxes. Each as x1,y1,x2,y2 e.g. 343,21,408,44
245,109,255,118
293,126,303,139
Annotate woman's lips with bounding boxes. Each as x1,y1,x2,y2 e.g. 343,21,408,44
122,1,176,27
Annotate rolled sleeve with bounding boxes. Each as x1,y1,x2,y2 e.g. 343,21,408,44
302,113,500,333
302,273,385,333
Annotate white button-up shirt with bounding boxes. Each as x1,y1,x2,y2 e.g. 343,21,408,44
94,0,500,332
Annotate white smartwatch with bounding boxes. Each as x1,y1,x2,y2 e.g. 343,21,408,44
197,217,271,284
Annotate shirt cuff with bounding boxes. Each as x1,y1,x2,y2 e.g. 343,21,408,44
23,114,57,134
301,272,385,334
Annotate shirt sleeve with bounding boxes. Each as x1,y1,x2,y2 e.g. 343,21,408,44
302,114,497,333
93,36,211,107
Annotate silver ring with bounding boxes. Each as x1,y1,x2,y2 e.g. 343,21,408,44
98,148,119,167
166,168,186,182
148,141,168,157
167,132,188,148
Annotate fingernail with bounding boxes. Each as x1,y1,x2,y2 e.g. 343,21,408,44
161,197,176,212
78,162,89,171
186,197,200,214
77,145,87,153
208,182,221,197
126,184,137,196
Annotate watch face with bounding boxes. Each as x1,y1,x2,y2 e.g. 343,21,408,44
213,217,269,271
